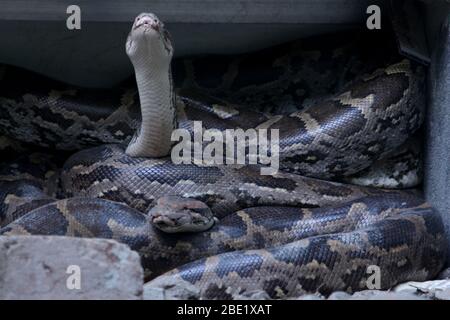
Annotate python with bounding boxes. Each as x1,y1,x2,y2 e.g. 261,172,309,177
170,120,280,175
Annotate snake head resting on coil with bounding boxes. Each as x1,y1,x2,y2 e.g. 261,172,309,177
125,13,176,158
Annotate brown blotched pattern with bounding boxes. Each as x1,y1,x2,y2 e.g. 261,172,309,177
0,31,424,183
61,144,375,217
0,30,440,299
0,195,445,298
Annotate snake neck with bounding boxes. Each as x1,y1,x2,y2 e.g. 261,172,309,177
125,62,176,158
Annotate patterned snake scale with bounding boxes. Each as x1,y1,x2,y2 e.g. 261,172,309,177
0,21,446,299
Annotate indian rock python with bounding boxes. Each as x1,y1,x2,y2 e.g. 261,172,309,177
0,13,446,299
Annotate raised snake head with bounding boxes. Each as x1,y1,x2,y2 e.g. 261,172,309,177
126,13,174,68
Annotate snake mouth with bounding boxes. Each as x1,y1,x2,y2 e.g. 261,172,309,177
133,23,159,32
152,214,176,226
133,14,161,32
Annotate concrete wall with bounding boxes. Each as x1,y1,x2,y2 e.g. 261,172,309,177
424,4,450,264
0,0,385,87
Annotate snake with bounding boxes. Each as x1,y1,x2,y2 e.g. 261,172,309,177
0,13,446,299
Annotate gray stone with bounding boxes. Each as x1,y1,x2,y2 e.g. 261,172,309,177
0,235,144,300
295,294,325,300
394,279,450,300
348,290,428,300
143,286,166,300
143,277,200,300
435,288,450,300
327,291,351,300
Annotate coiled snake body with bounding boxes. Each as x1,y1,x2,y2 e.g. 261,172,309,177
0,13,446,299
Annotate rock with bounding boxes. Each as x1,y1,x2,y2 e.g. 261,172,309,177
144,277,200,300
394,279,450,300
327,291,351,300
143,286,166,300
0,235,143,299
348,290,427,300
434,289,450,300
295,294,325,300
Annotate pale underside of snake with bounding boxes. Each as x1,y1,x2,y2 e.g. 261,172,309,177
0,13,446,299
